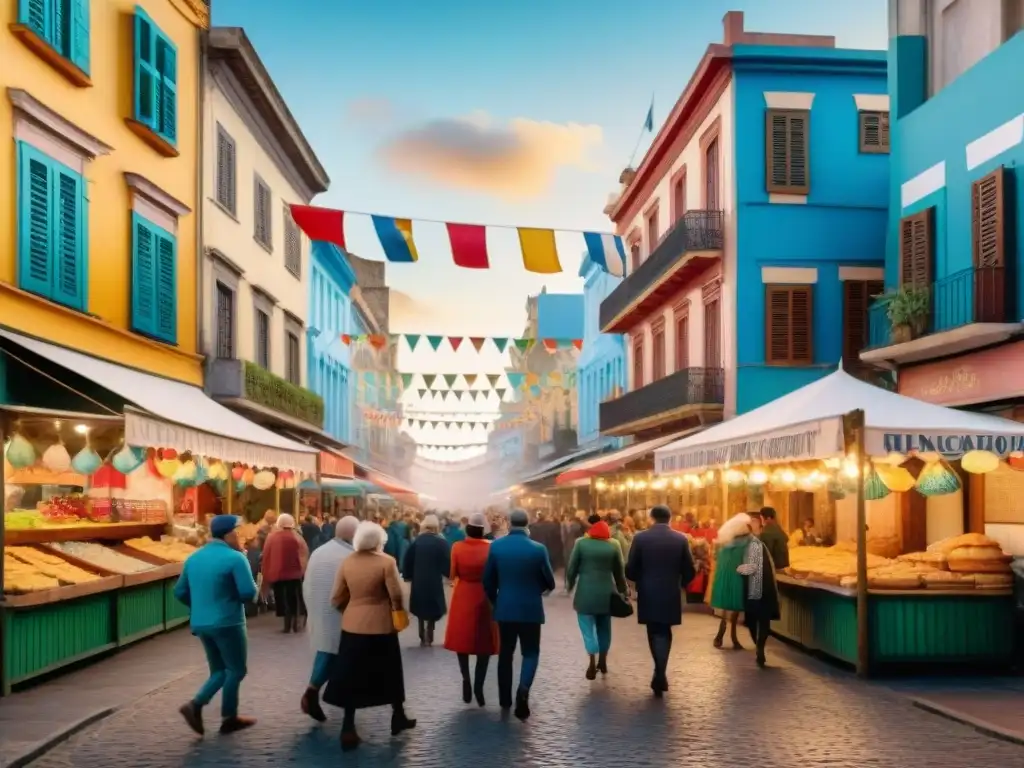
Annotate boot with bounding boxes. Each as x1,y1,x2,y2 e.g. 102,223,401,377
179,701,204,735
427,622,435,646
418,620,427,646
513,688,530,721
340,730,361,752
301,687,326,722
461,677,472,704
597,652,608,675
713,619,726,649
731,623,744,650
585,654,597,680
219,715,257,734
391,708,417,735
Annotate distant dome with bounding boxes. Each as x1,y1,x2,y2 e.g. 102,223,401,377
618,167,636,185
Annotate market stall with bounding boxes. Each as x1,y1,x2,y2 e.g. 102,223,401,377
653,368,1024,675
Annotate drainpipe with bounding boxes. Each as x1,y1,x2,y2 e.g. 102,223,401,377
195,28,208,366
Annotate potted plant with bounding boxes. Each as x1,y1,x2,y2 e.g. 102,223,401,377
883,285,930,343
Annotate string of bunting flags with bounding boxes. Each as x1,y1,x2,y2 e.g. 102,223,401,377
289,205,627,276
417,443,489,451
361,370,577,392
342,334,583,354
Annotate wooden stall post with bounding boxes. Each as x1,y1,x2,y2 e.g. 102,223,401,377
0,415,7,696
226,473,234,515
845,409,870,678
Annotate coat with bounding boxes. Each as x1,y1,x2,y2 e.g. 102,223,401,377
566,536,627,616
174,540,257,630
402,532,451,621
444,538,499,655
483,529,556,624
384,520,411,569
625,523,696,626
530,520,564,571
261,529,308,585
759,523,790,570
331,550,405,635
302,538,354,654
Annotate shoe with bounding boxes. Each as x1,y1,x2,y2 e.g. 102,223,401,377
597,653,608,675
179,702,204,735
731,639,745,650
713,634,724,649
462,678,472,704
474,685,486,708
756,651,767,668
391,713,417,736
585,657,597,680
301,688,327,723
340,730,361,752
219,715,257,734
513,688,530,721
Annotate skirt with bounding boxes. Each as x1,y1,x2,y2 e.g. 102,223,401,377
709,544,746,613
323,631,405,710
272,580,305,618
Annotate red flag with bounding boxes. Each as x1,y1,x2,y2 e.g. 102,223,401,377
469,337,486,352
572,339,583,350
291,205,346,250
340,334,352,345
449,337,464,352
446,223,489,269
368,335,387,350
542,339,558,352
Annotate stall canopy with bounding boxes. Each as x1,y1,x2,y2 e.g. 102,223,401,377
654,368,1024,475
515,444,610,487
556,428,702,485
321,477,387,497
0,330,317,473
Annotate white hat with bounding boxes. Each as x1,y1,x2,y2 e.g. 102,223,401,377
277,513,296,529
468,512,490,534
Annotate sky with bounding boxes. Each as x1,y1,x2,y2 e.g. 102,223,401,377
212,0,888,451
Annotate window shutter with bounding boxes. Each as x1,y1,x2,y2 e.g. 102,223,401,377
20,0,47,38
767,287,791,363
859,111,890,153
766,286,814,364
899,209,934,288
132,216,156,335
53,0,67,56
54,168,85,310
972,168,1007,323
843,280,881,362
17,144,54,299
155,233,177,342
216,128,236,213
787,113,809,191
71,0,90,74
703,299,721,368
767,111,789,191
133,12,156,127
766,110,810,194
156,36,177,143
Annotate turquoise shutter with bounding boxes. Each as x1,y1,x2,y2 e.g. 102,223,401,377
156,36,177,144
16,142,54,299
133,10,156,128
131,214,156,335
71,0,90,74
18,0,47,39
154,233,177,342
53,166,86,310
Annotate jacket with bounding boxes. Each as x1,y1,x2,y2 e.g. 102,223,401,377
331,550,405,635
302,538,354,654
625,524,696,626
483,528,556,624
759,523,790,570
445,538,498,655
261,529,309,584
402,532,451,621
566,536,627,616
174,540,257,630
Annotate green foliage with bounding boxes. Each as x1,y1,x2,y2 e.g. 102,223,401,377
243,361,324,427
879,285,930,328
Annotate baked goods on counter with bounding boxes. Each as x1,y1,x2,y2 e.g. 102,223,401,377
45,541,152,574
124,537,197,563
5,546,100,586
4,553,61,593
928,533,1013,575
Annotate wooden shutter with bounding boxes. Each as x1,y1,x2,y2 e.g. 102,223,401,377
704,299,721,368
71,0,90,74
134,11,157,127
899,208,934,287
842,279,884,361
632,335,644,388
18,144,54,299
154,233,177,342
972,167,1007,322
54,168,85,310
675,309,689,370
859,111,890,153
766,285,814,364
22,0,46,38
652,319,666,380
156,35,177,143
766,109,810,194
216,283,234,359
216,127,236,213
132,217,156,335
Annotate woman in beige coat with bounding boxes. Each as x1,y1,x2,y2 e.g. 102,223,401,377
322,521,416,751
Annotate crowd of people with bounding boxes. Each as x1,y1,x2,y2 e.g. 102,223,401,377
170,503,794,751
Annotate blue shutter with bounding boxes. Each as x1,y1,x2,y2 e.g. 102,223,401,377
156,36,177,144
18,0,48,39
131,214,156,335
54,166,86,310
70,0,90,74
16,142,54,299
133,9,157,129
154,232,177,343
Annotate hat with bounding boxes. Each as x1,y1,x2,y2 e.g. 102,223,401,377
210,514,240,539
468,512,490,533
509,509,529,528
277,513,296,529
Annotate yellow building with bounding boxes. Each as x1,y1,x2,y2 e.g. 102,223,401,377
0,0,208,385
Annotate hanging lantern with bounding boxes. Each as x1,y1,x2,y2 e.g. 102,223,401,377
42,442,72,473
960,450,999,474
231,464,246,481
5,433,36,468
160,448,178,461
298,477,320,491
207,461,229,481
253,470,276,490
157,457,182,479
242,467,255,485
724,469,746,486
916,451,941,464
747,467,769,485
173,460,198,486
915,461,961,497
1008,452,1024,471
862,466,891,501
112,445,145,474
71,445,102,475
874,463,916,492
91,463,127,490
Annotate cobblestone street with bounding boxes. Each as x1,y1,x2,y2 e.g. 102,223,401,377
22,591,1024,767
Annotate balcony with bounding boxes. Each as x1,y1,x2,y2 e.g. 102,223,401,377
599,367,724,437
208,358,325,430
600,210,724,333
860,266,1022,367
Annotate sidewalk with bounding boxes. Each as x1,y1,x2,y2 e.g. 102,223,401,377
886,678,1024,745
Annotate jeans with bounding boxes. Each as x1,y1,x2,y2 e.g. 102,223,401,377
193,625,248,718
577,614,612,655
497,622,542,706
309,651,336,690
645,623,673,684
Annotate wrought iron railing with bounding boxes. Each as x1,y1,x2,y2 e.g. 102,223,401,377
599,366,724,434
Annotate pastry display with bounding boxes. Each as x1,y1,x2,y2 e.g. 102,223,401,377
45,541,153,574
124,536,196,563
4,553,61,593
5,546,101,585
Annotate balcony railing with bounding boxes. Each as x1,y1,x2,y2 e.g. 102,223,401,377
208,358,325,428
867,266,1013,349
599,210,724,331
599,366,724,435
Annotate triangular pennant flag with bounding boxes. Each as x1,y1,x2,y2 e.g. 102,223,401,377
427,335,444,351
469,391,478,402
496,389,506,400
507,372,525,389
464,374,478,387
514,338,532,353
368,334,387,350
401,373,413,388
405,334,421,351
526,372,540,386
418,420,426,429
530,385,542,397
487,374,501,388
417,389,427,399
572,339,583,351
449,337,463,352
423,374,437,389
542,338,558,352
492,337,509,353
469,337,486,352
405,418,413,428
455,422,464,430
340,334,352,345
557,339,574,349
443,373,458,388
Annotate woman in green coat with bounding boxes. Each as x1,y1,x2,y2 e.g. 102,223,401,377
709,512,755,650
566,520,628,680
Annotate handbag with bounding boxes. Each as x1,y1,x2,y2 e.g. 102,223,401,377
609,591,634,618
392,609,410,632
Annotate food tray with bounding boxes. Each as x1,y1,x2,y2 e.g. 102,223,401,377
111,544,183,586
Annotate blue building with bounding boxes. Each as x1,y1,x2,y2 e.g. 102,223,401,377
859,2,1024,416
537,292,585,339
308,241,355,444
576,254,626,447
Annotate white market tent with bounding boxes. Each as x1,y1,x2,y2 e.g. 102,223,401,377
654,368,1024,475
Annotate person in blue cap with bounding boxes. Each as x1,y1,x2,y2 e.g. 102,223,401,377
175,514,258,736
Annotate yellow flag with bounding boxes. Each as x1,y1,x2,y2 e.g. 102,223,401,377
517,228,561,273
395,219,419,262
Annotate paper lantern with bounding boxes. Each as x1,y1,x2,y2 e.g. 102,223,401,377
160,448,178,460
874,463,916,492
207,461,229,481
91,463,127,490
747,467,768,485
174,460,198,486
253,470,275,490
915,461,961,497
112,445,145,474
916,451,941,464
960,450,999,474
724,469,746,486
880,452,907,466
231,464,245,481
71,445,102,475
5,433,36,468
157,458,182,479
298,477,319,491
42,443,71,473
863,467,891,501
241,467,255,485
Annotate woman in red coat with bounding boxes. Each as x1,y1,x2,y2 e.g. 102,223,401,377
444,512,499,706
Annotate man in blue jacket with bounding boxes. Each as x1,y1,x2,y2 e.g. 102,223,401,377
483,508,556,721
175,515,259,736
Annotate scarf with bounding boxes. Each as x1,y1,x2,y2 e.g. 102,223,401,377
743,537,765,600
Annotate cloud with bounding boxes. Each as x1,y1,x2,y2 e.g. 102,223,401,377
377,114,603,199
345,97,394,124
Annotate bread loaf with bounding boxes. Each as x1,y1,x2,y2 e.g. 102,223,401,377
947,545,1011,562
928,533,999,555
869,576,921,590
897,551,949,569
972,573,1012,587
947,559,1012,574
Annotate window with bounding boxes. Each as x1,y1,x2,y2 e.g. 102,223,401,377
254,175,272,249
284,205,301,277
632,335,644,389
629,241,641,273
704,299,721,368
16,141,87,311
704,139,720,208
859,111,890,154
652,319,666,380
286,331,300,385
133,9,177,146
972,167,1008,322
215,282,234,359
16,0,91,75
766,285,813,365
899,208,935,288
255,308,270,369
645,205,660,256
130,213,177,343
674,303,690,370
842,279,883,362
765,109,810,194
215,125,236,214
672,171,687,222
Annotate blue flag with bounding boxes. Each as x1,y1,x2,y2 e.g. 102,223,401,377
644,101,654,132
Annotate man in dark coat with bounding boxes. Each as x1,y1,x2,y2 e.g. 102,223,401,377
625,505,696,697
758,507,790,570
401,515,451,646
530,511,565,571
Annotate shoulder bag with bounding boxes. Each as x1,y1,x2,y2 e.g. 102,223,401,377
609,591,634,618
